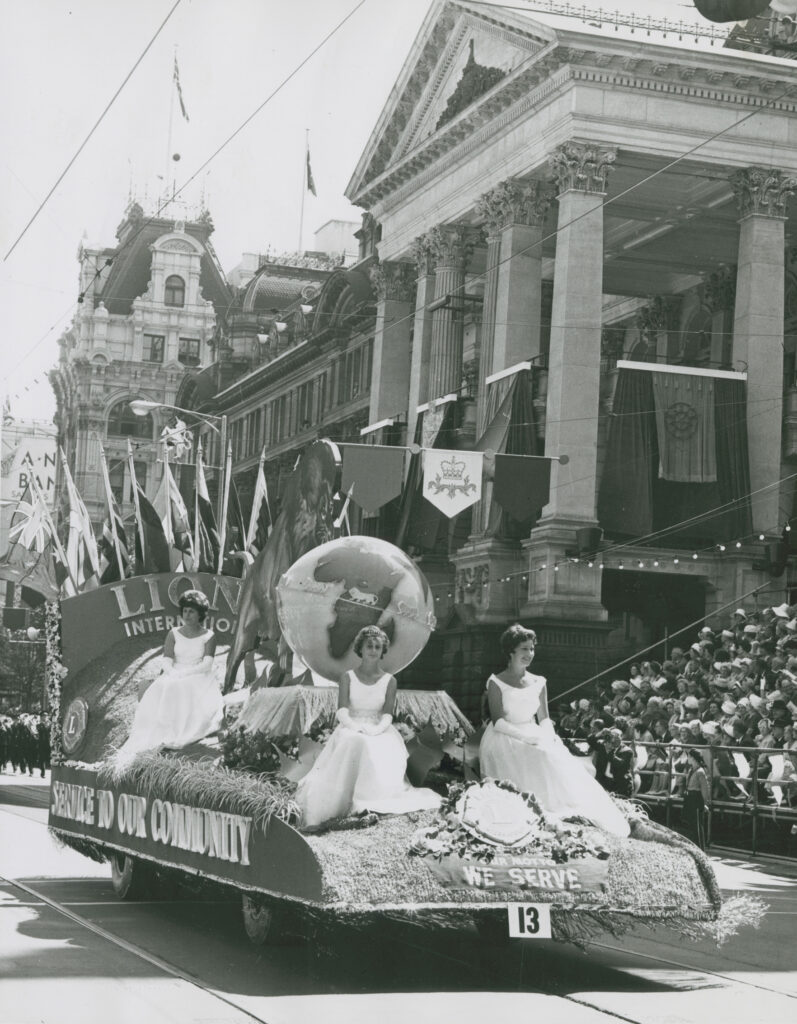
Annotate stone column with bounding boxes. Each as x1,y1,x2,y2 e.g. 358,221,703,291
490,180,554,374
541,143,615,523
523,142,615,623
730,167,796,534
473,222,501,438
367,260,416,425
427,224,478,402
406,235,436,443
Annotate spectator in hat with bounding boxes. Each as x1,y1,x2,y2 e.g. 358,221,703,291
681,748,710,850
603,728,635,798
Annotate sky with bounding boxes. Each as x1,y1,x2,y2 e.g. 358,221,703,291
0,0,729,423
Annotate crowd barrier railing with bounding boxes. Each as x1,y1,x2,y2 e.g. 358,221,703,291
572,738,797,854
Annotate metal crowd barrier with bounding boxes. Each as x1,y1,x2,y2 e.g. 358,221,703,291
576,738,797,855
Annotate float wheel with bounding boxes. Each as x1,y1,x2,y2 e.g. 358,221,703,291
110,853,149,900
241,894,282,945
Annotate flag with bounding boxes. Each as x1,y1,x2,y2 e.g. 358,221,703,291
173,54,189,121
194,450,220,573
306,146,316,196
154,460,195,571
134,485,171,574
98,446,130,584
245,451,271,555
60,450,101,592
226,477,248,558
493,454,551,522
0,483,61,601
98,503,130,584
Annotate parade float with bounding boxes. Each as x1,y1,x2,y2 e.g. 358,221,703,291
46,441,761,948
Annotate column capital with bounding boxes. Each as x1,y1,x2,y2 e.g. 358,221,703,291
426,223,482,270
730,167,797,219
409,232,436,277
368,259,417,303
476,178,556,233
549,142,616,196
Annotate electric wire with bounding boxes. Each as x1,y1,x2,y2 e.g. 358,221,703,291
2,0,183,262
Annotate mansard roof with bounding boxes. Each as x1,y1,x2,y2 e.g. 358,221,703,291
96,213,233,317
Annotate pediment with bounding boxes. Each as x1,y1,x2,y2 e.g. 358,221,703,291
346,0,555,205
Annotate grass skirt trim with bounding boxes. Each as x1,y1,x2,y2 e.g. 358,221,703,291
97,750,299,829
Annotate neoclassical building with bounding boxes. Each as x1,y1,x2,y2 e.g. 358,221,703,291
342,0,797,697
49,202,232,525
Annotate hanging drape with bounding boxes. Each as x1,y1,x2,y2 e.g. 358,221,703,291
597,369,657,537
598,369,752,544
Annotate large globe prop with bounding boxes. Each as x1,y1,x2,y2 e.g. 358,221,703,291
276,536,436,681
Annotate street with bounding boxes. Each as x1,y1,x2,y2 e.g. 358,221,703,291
1,771,796,1024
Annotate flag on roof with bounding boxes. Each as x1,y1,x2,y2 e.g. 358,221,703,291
173,54,189,122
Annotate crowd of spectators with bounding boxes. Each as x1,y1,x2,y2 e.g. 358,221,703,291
0,711,49,777
554,602,797,814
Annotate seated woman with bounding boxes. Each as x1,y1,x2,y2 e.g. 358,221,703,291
115,590,222,762
479,624,630,837
296,626,440,828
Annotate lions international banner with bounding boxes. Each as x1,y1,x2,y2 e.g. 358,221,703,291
423,449,483,518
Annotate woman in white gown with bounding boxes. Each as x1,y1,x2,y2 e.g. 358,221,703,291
296,626,440,828
116,590,223,762
480,624,630,837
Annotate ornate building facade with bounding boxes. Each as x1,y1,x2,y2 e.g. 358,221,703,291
341,0,797,696
49,203,232,525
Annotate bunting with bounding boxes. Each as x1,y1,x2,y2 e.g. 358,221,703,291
492,454,551,522
341,444,405,514
423,449,483,518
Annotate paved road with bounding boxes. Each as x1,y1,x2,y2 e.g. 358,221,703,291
1,770,796,1024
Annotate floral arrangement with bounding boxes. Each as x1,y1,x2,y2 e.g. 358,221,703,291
220,725,281,775
409,779,611,865
45,600,68,763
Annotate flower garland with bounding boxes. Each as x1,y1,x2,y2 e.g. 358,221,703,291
45,600,68,764
409,779,611,865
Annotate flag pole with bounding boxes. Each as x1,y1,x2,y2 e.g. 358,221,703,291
194,440,202,564
298,128,308,255
217,441,232,574
98,441,125,581
127,438,146,566
165,46,177,208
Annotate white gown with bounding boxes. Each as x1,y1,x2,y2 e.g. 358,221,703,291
117,628,223,760
296,671,441,828
479,673,630,837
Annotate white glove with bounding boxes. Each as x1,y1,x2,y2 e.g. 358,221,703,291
161,656,175,674
336,707,366,733
369,714,393,736
495,718,540,744
200,655,214,673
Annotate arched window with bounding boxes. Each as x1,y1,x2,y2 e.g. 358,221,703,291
164,275,185,307
107,400,153,439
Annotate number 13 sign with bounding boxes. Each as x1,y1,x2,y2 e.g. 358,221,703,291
507,903,552,939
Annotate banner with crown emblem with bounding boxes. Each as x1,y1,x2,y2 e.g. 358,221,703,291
423,449,483,518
